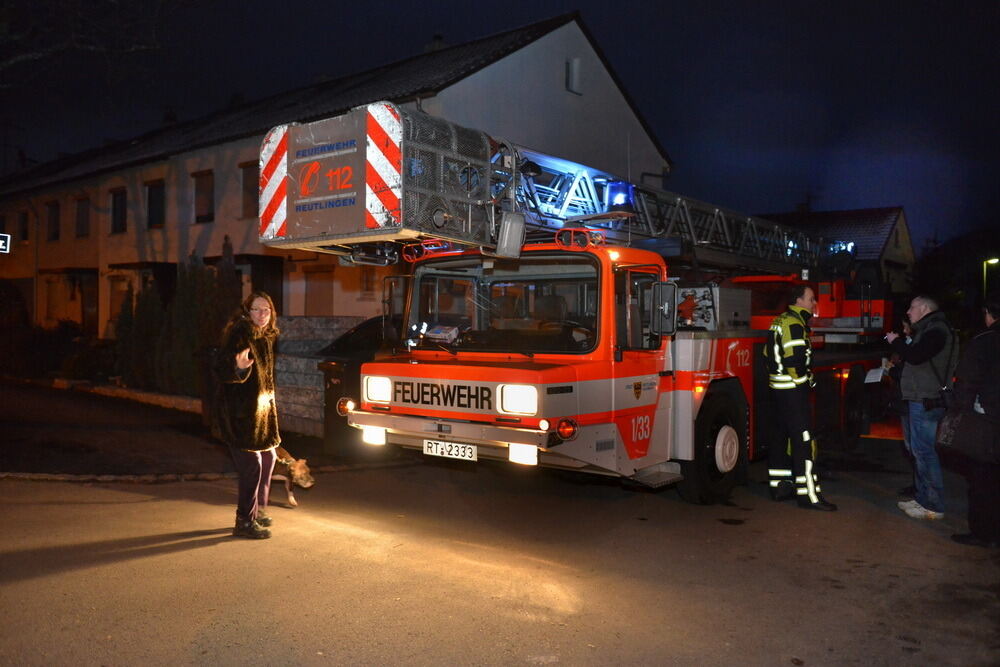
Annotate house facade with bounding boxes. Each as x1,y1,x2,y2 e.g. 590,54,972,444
765,207,916,296
0,13,669,338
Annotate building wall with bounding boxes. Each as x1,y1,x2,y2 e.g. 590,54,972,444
422,22,668,186
880,212,916,294
1,180,102,328
1,27,666,336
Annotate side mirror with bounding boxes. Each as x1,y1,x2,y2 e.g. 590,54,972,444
650,281,678,336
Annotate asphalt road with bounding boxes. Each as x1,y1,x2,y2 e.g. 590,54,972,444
2,381,998,665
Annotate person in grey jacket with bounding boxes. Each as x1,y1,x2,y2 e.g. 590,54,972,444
886,295,957,520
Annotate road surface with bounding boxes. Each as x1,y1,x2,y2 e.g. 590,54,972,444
1,381,998,664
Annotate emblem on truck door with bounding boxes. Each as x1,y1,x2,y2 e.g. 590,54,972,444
633,382,642,400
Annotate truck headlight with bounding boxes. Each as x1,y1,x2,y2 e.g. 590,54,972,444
365,376,392,403
498,384,537,415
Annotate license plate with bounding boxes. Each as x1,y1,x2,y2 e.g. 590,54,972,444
423,439,478,461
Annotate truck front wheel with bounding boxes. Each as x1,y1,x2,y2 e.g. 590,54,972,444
677,393,746,504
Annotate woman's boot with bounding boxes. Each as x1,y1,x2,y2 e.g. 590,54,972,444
233,515,271,539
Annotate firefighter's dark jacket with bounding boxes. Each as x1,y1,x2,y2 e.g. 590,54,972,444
765,305,814,389
952,319,1000,417
212,316,281,452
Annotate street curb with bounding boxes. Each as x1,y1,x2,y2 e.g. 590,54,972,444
0,462,408,484
5,375,203,414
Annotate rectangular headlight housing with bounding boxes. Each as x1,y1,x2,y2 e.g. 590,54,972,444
498,384,538,415
365,376,392,403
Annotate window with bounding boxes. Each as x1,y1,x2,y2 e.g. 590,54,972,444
894,228,900,248
0,214,5,235
75,198,90,238
240,162,259,218
110,189,127,234
46,201,60,241
304,266,335,316
18,211,29,241
408,253,599,354
361,267,376,294
616,270,659,351
146,180,165,228
565,57,583,95
193,170,214,223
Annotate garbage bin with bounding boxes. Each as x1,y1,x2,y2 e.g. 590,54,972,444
319,359,361,458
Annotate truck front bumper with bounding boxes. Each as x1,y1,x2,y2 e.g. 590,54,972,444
347,410,551,453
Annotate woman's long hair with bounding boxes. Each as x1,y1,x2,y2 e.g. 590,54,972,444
230,290,280,339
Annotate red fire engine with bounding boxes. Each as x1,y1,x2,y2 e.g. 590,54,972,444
259,102,890,503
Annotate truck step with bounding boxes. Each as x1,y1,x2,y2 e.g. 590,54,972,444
631,462,684,488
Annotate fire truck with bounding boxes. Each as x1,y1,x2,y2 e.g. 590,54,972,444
259,102,890,503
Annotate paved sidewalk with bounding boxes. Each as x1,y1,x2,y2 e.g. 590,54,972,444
1,378,380,482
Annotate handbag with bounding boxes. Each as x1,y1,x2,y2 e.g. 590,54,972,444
936,410,1000,463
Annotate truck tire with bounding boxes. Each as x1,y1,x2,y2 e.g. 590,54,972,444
677,392,746,504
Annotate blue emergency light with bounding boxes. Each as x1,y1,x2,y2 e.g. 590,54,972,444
607,181,635,212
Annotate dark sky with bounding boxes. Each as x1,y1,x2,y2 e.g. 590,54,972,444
4,0,998,254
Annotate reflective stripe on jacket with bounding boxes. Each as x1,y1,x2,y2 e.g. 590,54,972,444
764,305,814,390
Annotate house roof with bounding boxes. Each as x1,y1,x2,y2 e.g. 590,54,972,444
763,207,905,261
1,13,670,198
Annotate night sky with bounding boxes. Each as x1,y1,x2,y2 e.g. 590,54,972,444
3,0,998,254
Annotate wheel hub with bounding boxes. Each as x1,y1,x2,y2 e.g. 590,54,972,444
714,425,740,473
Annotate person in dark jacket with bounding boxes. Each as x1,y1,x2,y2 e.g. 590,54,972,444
214,291,281,539
887,295,957,521
950,300,1000,547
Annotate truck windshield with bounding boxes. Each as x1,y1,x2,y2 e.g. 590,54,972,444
404,253,599,354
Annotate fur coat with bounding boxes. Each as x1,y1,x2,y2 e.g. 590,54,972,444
213,316,281,452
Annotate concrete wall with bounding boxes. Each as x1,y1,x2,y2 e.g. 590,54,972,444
274,315,365,437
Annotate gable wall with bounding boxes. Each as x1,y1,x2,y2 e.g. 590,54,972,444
423,23,667,186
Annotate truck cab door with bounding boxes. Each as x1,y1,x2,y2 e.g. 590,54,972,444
612,268,664,460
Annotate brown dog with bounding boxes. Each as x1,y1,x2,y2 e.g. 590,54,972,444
270,446,315,507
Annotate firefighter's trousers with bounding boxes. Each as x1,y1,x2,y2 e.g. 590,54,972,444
767,384,823,503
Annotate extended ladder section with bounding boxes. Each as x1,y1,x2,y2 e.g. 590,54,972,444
258,101,840,273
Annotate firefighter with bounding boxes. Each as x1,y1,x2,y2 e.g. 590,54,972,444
764,284,838,511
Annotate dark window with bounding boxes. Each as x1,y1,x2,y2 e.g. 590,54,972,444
75,198,90,238
616,270,659,350
18,211,29,241
0,214,5,235
193,170,214,223
240,163,258,218
46,201,60,241
110,189,127,234
146,180,165,228
894,228,900,248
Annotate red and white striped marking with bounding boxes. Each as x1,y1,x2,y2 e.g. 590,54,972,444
259,125,290,239
365,103,402,229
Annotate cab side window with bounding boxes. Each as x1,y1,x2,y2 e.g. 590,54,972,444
615,270,658,351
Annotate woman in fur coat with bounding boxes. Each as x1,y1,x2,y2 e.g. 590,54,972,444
214,291,281,539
